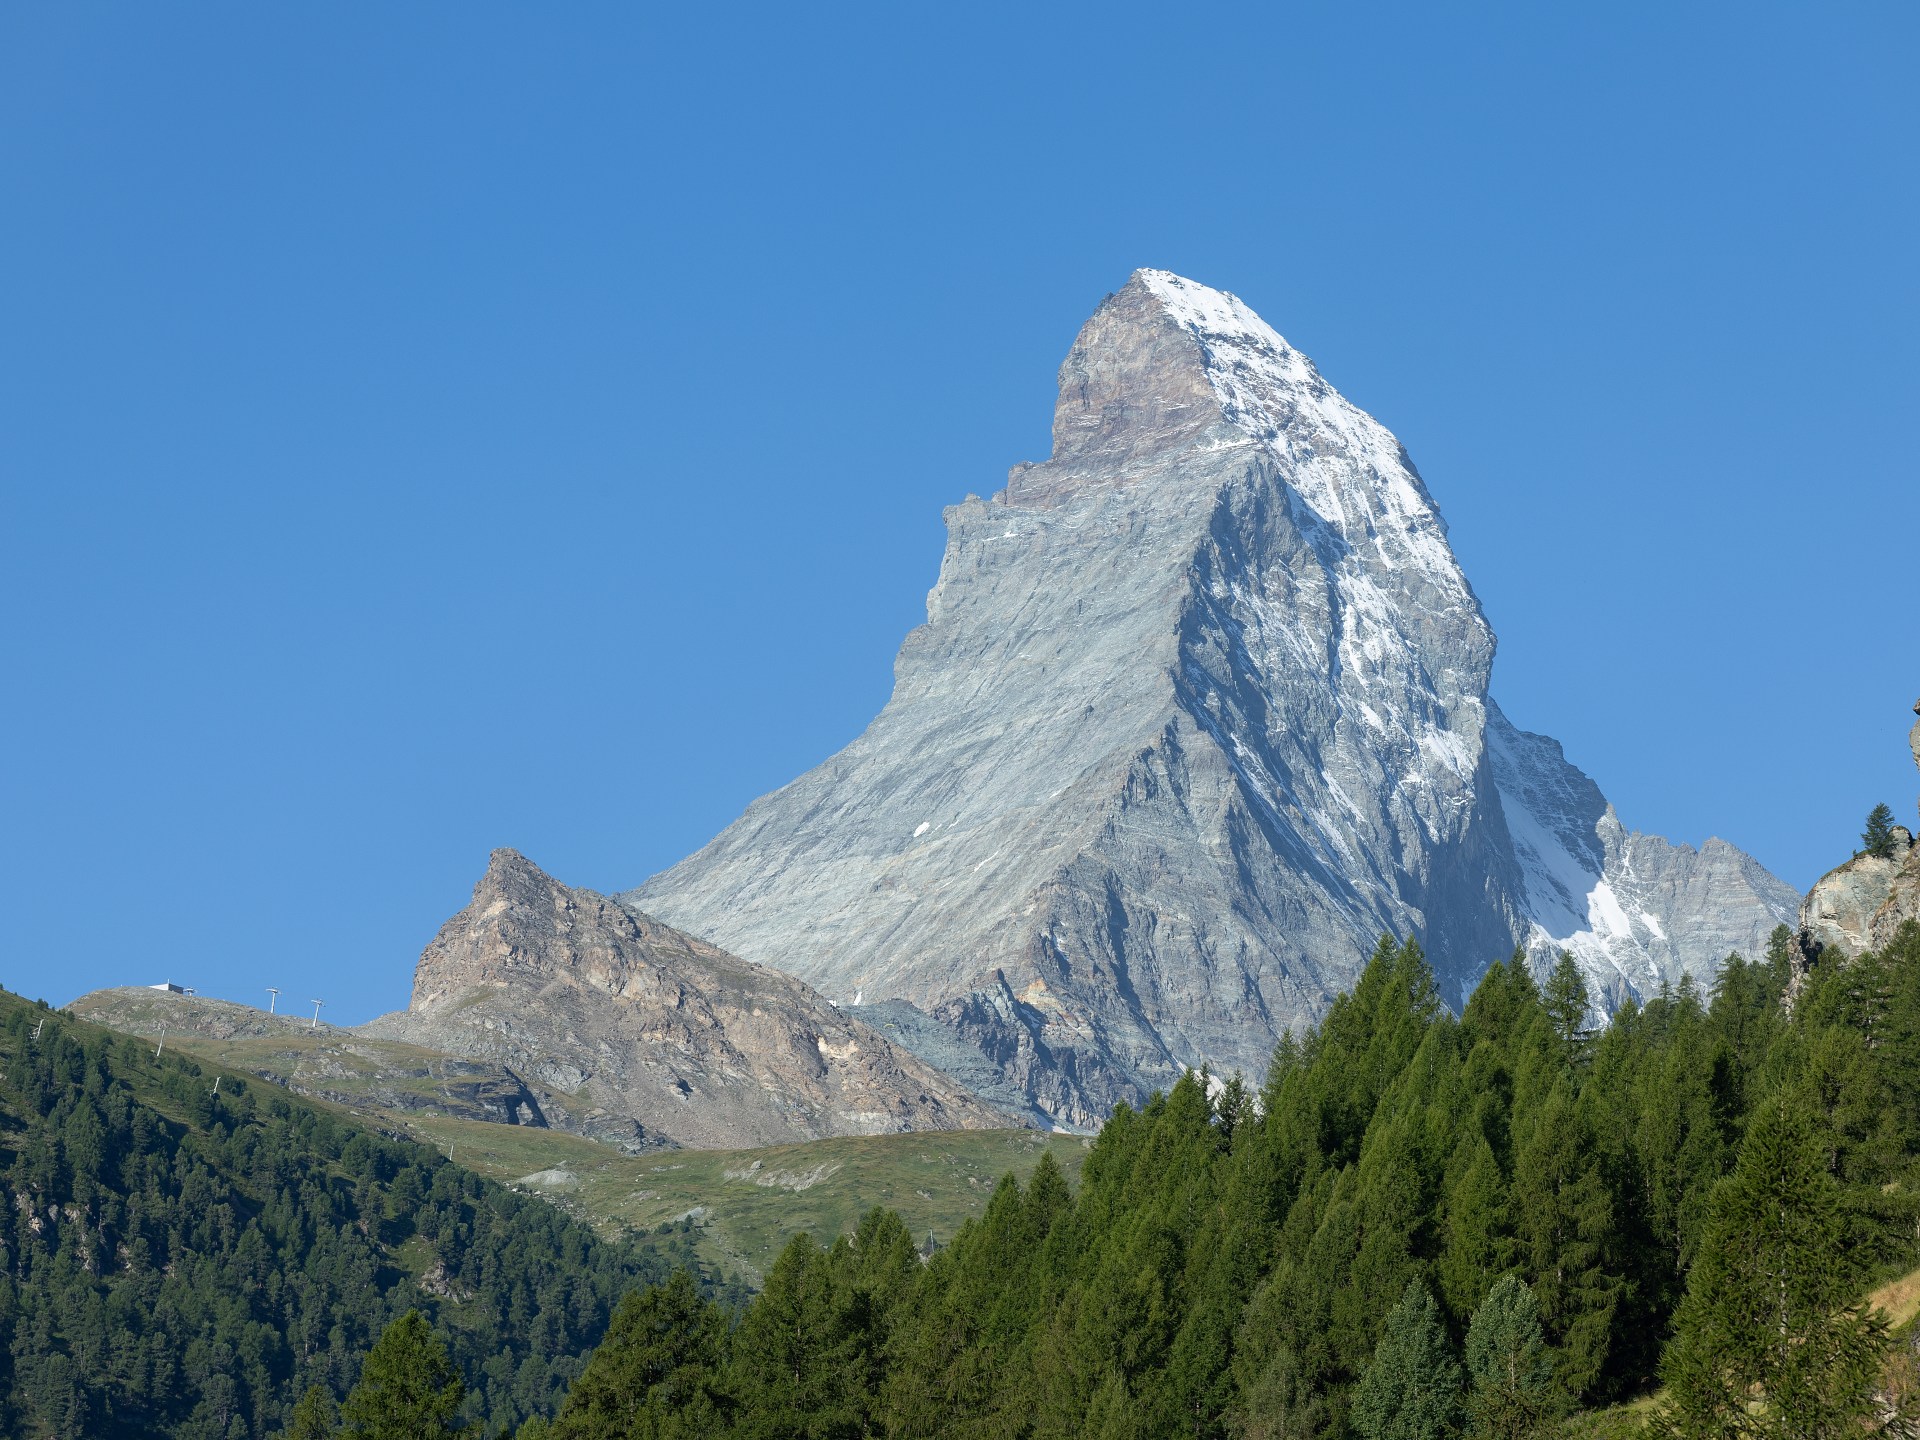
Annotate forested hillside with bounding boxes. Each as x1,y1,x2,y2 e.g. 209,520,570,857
507,922,1920,1439
0,989,717,1439
14,920,1920,1439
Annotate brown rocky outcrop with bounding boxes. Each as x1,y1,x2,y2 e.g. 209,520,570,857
361,850,1014,1148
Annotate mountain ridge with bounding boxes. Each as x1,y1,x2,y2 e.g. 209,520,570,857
630,269,1798,1127
363,848,1019,1146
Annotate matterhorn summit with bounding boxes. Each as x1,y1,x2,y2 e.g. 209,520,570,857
632,271,1796,1128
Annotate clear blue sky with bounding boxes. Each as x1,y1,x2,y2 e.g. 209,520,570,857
3,4,1914,1022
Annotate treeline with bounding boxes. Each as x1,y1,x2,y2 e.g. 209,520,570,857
15,917,1920,1440
450,922,1919,1439
0,990,725,1439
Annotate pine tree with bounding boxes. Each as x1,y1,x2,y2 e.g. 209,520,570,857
1352,1279,1464,1440
1762,924,1797,1000
1436,1133,1514,1321
1230,1343,1334,1440
1463,1277,1558,1440
1085,1369,1148,1440
1864,802,1900,859
339,1310,469,1440
1653,1098,1910,1440
280,1385,336,1440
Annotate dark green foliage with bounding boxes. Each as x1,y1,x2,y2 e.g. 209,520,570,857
549,1270,728,1440
1541,954,1592,1070
0,988,681,1438
1863,802,1899,859
724,1231,878,1439
23,910,1920,1440
339,1310,467,1440
279,1386,335,1440
1352,1279,1464,1440
1652,1098,1910,1439
1507,1082,1621,1397
533,927,1920,1438
1463,1276,1558,1440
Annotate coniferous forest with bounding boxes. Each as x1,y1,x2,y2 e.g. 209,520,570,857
509,922,1920,1440
8,922,1920,1438
0,992,728,1438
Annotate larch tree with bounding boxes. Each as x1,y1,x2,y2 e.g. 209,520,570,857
1653,1097,1911,1440
338,1310,469,1440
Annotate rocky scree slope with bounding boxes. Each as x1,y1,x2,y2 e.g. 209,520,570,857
631,270,1797,1130
363,849,1012,1147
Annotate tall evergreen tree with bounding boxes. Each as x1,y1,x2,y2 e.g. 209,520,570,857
1653,1098,1910,1440
1863,802,1899,859
1463,1277,1558,1440
1508,1083,1620,1399
279,1385,335,1440
726,1232,873,1440
550,1270,729,1440
1230,1342,1333,1440
338,1310,469,1440
1436,1132,1514,1321
1352,1280,1464,1440
1541,955,1591,1071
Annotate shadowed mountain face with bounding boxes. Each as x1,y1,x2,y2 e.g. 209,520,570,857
632,271,1797,1129
363,850,1015,1148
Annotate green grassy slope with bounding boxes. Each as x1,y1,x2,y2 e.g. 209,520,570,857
68,999,1090,1286
408,1116,1091,1284
67,988,565,1128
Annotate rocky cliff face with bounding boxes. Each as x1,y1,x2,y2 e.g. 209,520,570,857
1800,837,1918,958
363,850,1012,1148
1487,708,1800,1010
630,271,1798,1129
1797,700,1920,960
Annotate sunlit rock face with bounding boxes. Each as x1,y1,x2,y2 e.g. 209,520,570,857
366,849,1012,1148
632,271,1797,1129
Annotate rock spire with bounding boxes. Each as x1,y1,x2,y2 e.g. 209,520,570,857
631,272,1797,1127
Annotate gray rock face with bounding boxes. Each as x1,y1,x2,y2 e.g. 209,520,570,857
1800,701,1920,960
1488,708,1801,1010
632,271,1798,1128
1800,838,1918,959
366,850,1014,1148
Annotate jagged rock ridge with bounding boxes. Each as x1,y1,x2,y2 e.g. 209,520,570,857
363,849,1014,1148
632,270,1798,1129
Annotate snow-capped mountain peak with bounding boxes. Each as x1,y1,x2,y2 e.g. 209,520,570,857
630,271,1797,1127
